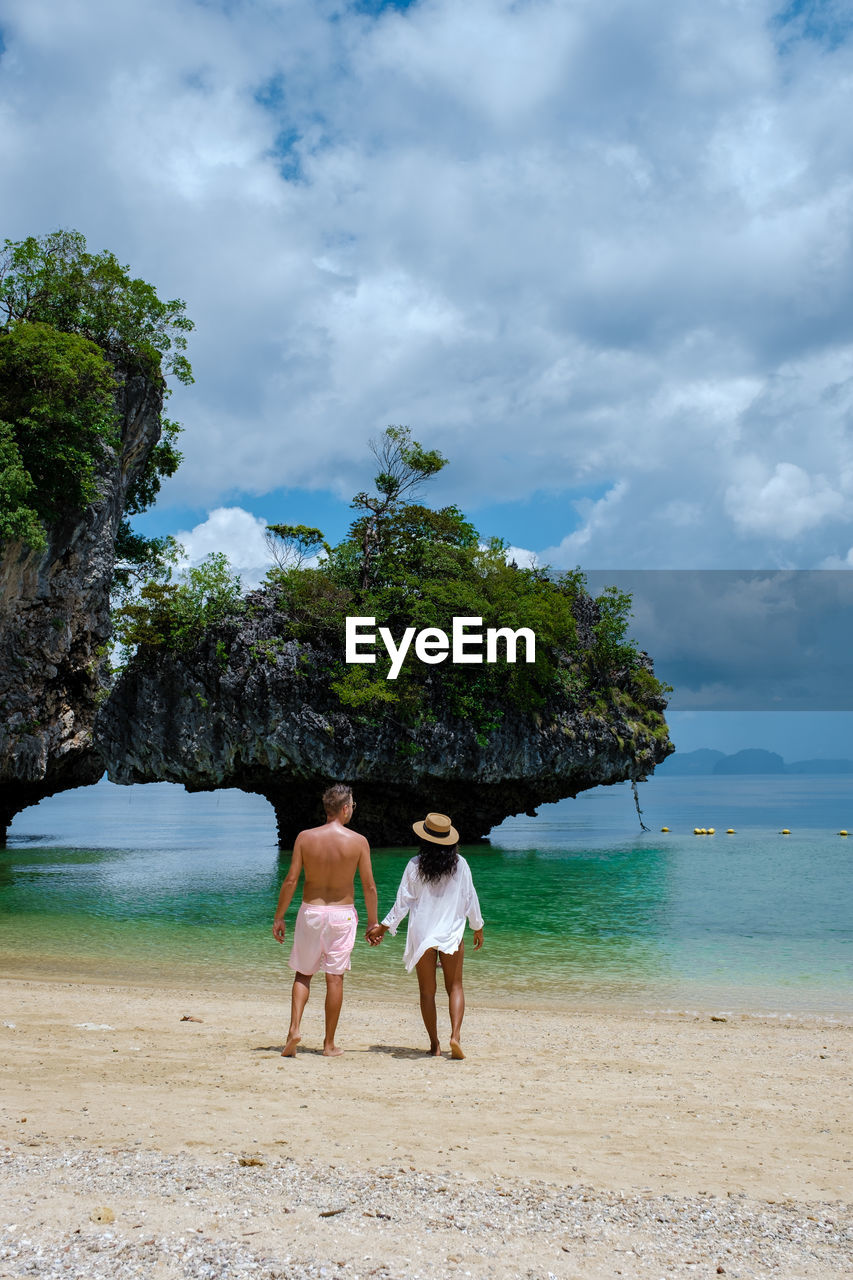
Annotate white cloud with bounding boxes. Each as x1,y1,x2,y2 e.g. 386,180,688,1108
2,0,853,566
725,460,846,539
505,545,538,570
175,507,272,587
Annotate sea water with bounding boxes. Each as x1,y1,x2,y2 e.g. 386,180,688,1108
2,774,851,1015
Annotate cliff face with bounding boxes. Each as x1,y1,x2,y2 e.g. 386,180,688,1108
96,591,673,846
0,370,164,843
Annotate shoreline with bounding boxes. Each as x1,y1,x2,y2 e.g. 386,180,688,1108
2,952,851,1023
2,974,851,1277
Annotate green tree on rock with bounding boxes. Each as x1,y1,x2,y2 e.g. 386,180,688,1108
0,229,192,571
350,426,447,590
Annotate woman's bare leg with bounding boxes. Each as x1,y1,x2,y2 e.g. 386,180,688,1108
439,943,465,1058
415,949,440,1054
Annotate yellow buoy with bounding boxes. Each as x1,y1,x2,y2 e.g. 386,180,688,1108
661,826,670,832
694,827,702,835
726,828,735,834
840,830,849,837
781,828,791,835
707,827,715,835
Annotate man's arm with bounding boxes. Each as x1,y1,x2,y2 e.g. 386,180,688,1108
272,840,303,943
357,840,379,932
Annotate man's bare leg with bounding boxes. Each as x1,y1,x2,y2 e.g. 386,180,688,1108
283,972,311,1056
323,973,344,1056
415,949,441,1055
440,944,466,1058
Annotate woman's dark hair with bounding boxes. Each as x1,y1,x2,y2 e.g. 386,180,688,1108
416,839,459,883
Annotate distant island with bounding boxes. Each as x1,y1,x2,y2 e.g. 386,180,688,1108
657,748,853,776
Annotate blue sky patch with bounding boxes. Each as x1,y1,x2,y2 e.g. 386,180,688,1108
773,0,853,51
467,486,608,553
254,74,286,112
270,127,304,182
132,486,358,550
351,0,420,15
132,482,602,559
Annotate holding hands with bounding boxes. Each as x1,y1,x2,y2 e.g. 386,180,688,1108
366,923,388,946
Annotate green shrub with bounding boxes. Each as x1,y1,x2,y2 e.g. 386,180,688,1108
113,553,243,654
0,322,119,528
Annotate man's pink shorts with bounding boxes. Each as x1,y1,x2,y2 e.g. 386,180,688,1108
289,903,358,976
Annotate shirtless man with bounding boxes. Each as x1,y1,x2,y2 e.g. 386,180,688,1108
272,784,378,1057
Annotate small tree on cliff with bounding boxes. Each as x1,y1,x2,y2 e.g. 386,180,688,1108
350,426,447,590
264,523,329,571
0,230,192,575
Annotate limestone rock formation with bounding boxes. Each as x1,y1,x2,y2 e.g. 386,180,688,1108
96,589,673,846
0,370,164,844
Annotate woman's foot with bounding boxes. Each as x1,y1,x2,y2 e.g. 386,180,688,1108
428,1039,441,1056
281,1032,301,1057
449,1038,465,1060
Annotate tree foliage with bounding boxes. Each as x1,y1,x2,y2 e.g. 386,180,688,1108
0,230,192,570
112,553,243,653
0,230,193,384
0,321,119,538
264,523,329,571
350,426,448,590
0,421,44,547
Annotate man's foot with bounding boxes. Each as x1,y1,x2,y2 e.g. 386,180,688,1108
449,1038,465,1060
281,1032,301,1057
429,1040,441,1057
323,1043,343,1057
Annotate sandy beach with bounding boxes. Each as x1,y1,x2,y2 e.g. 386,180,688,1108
1,975,851,1278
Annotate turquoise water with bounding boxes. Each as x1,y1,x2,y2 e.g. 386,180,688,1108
2,775,851,1014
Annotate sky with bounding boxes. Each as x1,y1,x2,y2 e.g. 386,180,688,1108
1,0,852,757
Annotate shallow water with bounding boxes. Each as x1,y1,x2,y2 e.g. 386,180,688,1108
2,775,851,1014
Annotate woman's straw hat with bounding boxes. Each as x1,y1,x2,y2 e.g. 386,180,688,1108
413,812,459,845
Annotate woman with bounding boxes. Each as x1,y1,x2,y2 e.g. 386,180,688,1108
367,812,484,1058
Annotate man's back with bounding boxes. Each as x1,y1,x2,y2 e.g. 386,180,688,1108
273,785,379,1058
298,820,369,905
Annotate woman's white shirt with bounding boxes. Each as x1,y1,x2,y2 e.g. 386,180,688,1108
382,855,484,971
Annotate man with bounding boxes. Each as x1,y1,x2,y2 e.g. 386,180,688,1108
272,784,378,1057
